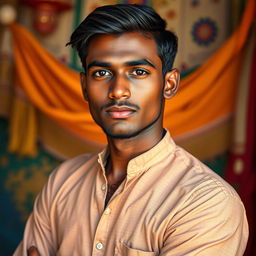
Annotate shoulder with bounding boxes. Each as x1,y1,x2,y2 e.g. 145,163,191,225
172,146,248,228
162,149,249,255
54,152,98,176
166,145,247,222
166,147,248,251
42,152,100,200
173,145,239,200
52,152,98,179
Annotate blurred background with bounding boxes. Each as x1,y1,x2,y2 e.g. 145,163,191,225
0,0,255,255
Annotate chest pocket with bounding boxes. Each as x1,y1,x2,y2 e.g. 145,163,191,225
116,242,158,256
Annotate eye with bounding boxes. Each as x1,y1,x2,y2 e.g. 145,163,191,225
131,68,149,77
93,70,112,78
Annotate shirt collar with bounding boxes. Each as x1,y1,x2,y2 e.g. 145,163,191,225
97,129,176,179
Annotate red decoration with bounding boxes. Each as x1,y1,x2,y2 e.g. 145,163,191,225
166,9,176,20
23,0,72,35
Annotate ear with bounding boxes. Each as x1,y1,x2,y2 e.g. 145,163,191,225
163,68,180,99
80,72,88,101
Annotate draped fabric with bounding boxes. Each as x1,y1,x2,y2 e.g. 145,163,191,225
8,0,255,154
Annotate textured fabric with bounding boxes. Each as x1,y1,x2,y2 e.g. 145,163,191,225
14,131,248,256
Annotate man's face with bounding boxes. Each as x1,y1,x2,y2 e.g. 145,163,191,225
81,32,177,139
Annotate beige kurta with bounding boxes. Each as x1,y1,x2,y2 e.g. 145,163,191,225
14,130,248,256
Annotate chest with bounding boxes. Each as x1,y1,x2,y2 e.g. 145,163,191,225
53,176,180,256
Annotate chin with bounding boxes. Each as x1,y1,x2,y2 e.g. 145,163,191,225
102,125,142,140
102,121,157,140
103,129,140,139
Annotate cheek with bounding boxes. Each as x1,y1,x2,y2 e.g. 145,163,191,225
139,91,163,122
86,92,102,117
139,79,163,105
86,85,108,106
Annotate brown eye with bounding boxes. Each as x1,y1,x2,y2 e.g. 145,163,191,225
131,68,149,77
136,70,144,75
93,70,112,77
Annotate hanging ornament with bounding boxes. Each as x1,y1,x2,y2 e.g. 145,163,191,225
23,0,72,35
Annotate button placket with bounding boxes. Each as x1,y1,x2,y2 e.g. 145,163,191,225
92,195,115,255
93,191,123,255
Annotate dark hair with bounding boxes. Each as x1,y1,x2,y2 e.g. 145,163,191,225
67,4,178,75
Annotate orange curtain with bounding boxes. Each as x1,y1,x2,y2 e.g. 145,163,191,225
9,0,255,146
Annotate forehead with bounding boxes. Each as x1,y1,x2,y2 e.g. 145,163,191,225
86,32,162,68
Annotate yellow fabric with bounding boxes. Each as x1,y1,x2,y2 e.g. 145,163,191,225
8,96,38,156
8,0,255,149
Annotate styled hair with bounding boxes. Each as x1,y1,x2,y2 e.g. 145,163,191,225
67,4,178,75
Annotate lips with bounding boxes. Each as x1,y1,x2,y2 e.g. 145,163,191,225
105,106,137,119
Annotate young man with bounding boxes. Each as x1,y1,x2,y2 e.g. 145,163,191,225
15,4,248,256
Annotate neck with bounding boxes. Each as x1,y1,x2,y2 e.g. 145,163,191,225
105,124,165,184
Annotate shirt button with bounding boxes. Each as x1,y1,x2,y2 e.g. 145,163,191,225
105,207,111,215
101,184,106,191
96,242,104,250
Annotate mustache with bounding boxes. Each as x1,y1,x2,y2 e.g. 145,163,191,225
101,100,140,111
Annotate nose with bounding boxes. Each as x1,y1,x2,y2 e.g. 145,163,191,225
108,74,131,100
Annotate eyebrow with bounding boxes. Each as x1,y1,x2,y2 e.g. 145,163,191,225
87,61,111,70
87,59,156,70
125,59,156,69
